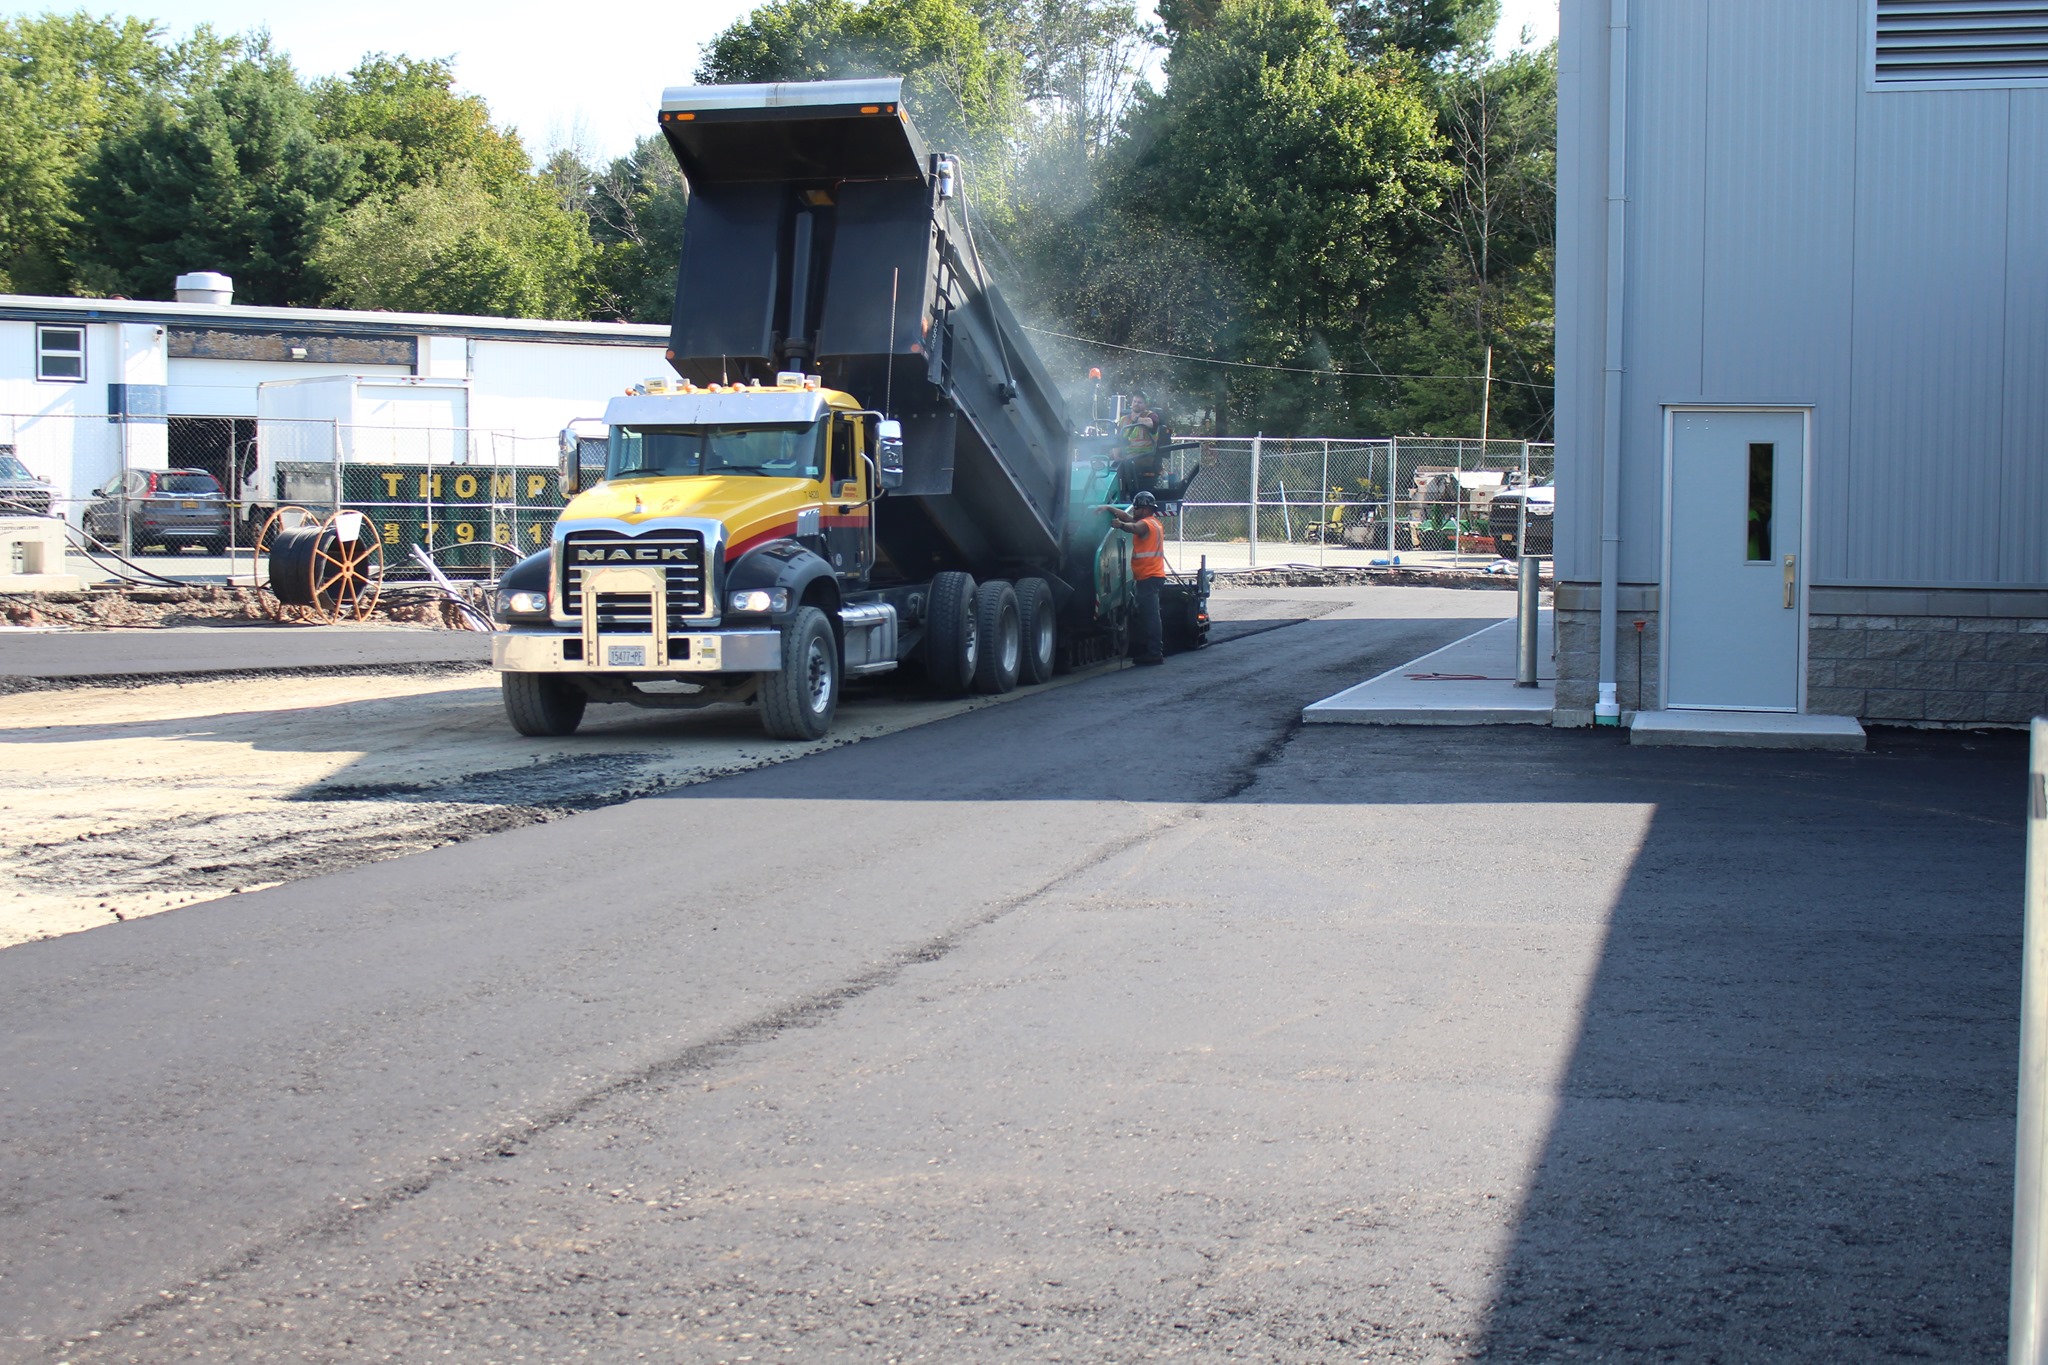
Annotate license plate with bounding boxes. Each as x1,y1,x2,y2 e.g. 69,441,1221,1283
606,645,646,667
180,500,197,509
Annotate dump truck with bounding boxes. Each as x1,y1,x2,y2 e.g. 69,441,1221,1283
490,77,1206,739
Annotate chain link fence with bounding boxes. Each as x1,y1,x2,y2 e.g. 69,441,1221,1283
1158,436,1554,570
3,410,1550,578
0,411,566,576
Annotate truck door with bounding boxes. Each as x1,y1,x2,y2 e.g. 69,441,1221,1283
825,414,872,582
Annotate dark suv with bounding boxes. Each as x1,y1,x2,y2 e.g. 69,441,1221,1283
0,450,56,517
83,468,231,553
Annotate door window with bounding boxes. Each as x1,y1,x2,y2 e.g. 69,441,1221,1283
1746,443,1774,561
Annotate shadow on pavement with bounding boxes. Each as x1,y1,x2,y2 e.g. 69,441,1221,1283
1462,726,2024,1361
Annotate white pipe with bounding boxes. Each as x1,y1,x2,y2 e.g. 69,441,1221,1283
1595,0,1630,725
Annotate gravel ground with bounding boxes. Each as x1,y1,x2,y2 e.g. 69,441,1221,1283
0,588,1375,947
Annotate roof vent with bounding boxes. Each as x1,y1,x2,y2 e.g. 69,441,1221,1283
1875,0,2048,84
174,271,234,306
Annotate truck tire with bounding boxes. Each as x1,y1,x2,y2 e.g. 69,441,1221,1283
925,571,977,696
761,606,839,740
971,579,1021,695
1015,577,1056,685
503,672,587,737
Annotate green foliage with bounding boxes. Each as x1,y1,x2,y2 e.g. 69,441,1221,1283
71,44,356,304
2,0,1557,420
1379,41,1555,436
1028,0,1453,433
312,54,530,201
312,167,592,318
696,0,1022,155
582,136,690,324
0,11,233,292
1331,0,1501,65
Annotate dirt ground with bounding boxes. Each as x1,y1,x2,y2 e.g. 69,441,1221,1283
0,584,1400,950
0,666,1071,948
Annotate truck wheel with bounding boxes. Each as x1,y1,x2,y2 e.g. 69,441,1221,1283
761,606,839,739
971,580,1021,694
503,672,587,737
925,571,977,696
1015,577,1056,684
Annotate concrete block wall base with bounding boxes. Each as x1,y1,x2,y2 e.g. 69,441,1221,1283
1630,709,1866,751
1556,582,2048,728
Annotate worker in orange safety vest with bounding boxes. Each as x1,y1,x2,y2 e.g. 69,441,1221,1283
1103,489,1169,665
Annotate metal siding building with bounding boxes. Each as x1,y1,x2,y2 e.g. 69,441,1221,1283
1556,0,2048,726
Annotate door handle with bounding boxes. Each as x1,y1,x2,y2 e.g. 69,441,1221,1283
1783,553,1796,609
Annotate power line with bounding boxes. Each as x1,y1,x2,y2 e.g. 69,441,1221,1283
1018,323,1555,391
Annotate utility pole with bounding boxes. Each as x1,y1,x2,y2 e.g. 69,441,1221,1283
1481,342,1494,445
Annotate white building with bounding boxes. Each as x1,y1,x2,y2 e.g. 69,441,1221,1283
0,277,669,528
1556,0,2048,729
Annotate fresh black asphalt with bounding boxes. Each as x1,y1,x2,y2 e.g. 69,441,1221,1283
0,596,2026,1362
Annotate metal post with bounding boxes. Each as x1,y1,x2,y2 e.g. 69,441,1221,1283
1249,433,1261,569
329,419,343,518
1388,437,1399,561
2013,718,2048,1364
1320,439,1330,569
1516,556,1542,688
115,405,132,559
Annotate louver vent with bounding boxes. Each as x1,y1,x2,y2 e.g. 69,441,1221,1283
1875,0,2048,83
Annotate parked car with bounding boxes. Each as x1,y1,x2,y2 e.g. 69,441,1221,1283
0,450,56,517
83,468,231,553
1488,483,1554,560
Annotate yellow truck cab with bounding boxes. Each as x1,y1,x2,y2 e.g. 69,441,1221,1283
493,371,905,739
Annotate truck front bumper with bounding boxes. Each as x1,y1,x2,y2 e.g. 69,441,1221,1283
494,627,782,674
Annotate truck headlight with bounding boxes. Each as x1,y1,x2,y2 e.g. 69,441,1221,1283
502,590,548,616
728,588,789,614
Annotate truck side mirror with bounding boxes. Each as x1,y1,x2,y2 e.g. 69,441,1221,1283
557,427,582,496
877,419,905,491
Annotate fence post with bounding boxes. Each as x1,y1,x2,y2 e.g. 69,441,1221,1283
1249,433,1261,569
1320,439,1330,570
329,419,343,518
1388,437,1399,559
116,406,133,559
2014,718,2048,1364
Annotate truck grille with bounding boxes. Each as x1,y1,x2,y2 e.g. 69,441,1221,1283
560,528,709,632
0,488,51,516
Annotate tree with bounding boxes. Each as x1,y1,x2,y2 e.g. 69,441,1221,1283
1382,41,1555,437
1108,0,1455,432
0,13,233,293
312,167,592,318
1331,0,1500,66
582,136,689,323
71,44,356,304
697,0,1022,156
311,54,530,202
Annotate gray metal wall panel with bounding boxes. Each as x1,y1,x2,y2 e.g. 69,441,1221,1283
1701,0,1861,580
1553,0,1609,583
2003,90,2048,584
1848,90,2009,584
1618,1,1710,585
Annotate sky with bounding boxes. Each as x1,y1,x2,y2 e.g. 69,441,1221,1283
34,0,1561,164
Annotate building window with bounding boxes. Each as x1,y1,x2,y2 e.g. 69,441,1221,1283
1874,0,2048,86
36,325,85,382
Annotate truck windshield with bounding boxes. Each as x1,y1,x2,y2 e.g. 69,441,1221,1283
610,423,825,481
0,455,32,481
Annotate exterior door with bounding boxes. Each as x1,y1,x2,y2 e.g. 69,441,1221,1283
1664,408,1806,711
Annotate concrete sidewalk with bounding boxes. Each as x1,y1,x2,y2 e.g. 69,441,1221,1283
1303,612,1554,725
0,624,490,682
